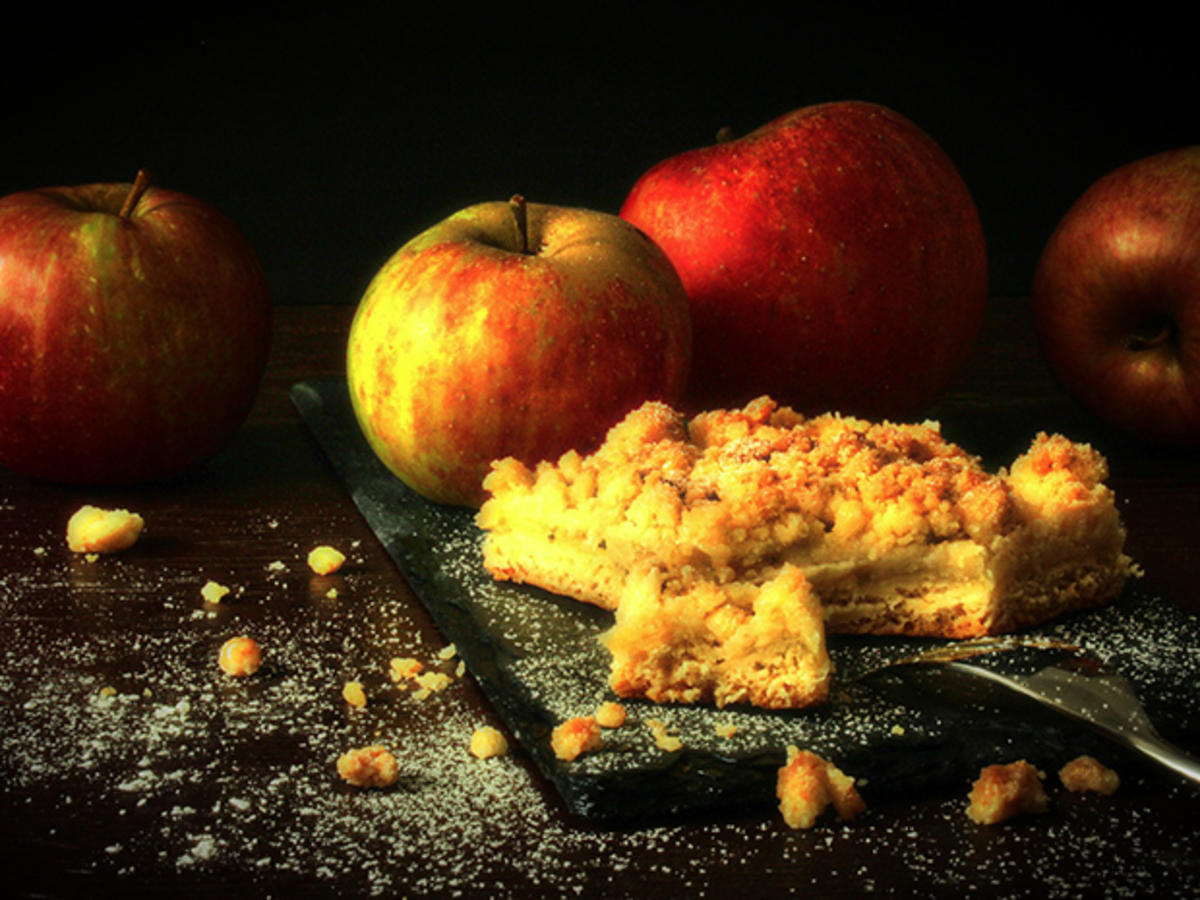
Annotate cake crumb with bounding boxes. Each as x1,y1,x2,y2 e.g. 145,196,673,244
715,722,738,739
469,726,509,759
342,681,367,708
776,747,866,829
595,702,627,729
201,581,231,605
1059,755,1120,795
413,672,453,694
336,746,398,788
389,657,423,682
551,716,603,762
437,644,458,661
966,760,1048,824
646,718,683,752
218,636,262,677
307,545,346,575
66,505,144,554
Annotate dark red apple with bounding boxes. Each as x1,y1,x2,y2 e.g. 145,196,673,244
0,170,272,483
1033,147,1200,446
620,101,988,418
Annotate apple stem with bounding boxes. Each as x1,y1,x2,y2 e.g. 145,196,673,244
119,169,153,218
509,194,532,255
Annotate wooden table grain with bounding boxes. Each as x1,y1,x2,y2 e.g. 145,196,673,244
1,301,1197,898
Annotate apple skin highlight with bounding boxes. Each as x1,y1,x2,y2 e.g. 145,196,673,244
621,101,988,420
346,197,691,507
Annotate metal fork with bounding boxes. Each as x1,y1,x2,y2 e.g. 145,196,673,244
862,638,1200,786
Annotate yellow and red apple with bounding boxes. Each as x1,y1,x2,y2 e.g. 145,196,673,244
620,101,988,419
346,196,691,507
0,170,271,484
1033,146,1200,446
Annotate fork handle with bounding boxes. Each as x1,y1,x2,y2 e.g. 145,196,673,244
1127,733,1200,787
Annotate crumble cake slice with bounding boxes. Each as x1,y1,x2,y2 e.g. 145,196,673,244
477,395,1135,642
603,563,831,709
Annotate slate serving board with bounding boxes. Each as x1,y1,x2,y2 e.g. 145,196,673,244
292,378,1200,821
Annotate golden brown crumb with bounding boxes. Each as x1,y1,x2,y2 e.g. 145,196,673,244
409,665,457,703
201,580,231,604
715,722,738,739
1059,755,1120,795
966,760,1048,824
66,505,144,554
218,636,262,677
551,716,603,762
646,718,683,752
342,681,367,708
389,657,423,682
307,545,346,575
1016,432,1108,485
776,747,866,829
336,745,398,788
413,671,453,694
595,701,627,729
469,726,509,759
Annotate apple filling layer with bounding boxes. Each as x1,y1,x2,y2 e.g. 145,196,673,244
477,396,1136,706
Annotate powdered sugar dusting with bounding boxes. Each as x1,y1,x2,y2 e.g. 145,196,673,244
2,511,1198,897
4,429,1200,900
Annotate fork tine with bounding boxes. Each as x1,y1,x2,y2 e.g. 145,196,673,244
863,649,1200,787
865,635,1084,672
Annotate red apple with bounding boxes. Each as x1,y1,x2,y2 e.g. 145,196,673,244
1033,147,1200,446
620,101,988,418
0,170,271,483
346,195,692,507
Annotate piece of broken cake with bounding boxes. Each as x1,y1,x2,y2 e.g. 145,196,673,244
777,747,867,829
603,563,830,709
477,395,1136,708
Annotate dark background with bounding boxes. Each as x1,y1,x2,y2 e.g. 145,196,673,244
6,9,1197,308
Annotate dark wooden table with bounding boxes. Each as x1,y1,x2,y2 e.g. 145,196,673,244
2,301,1198,898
